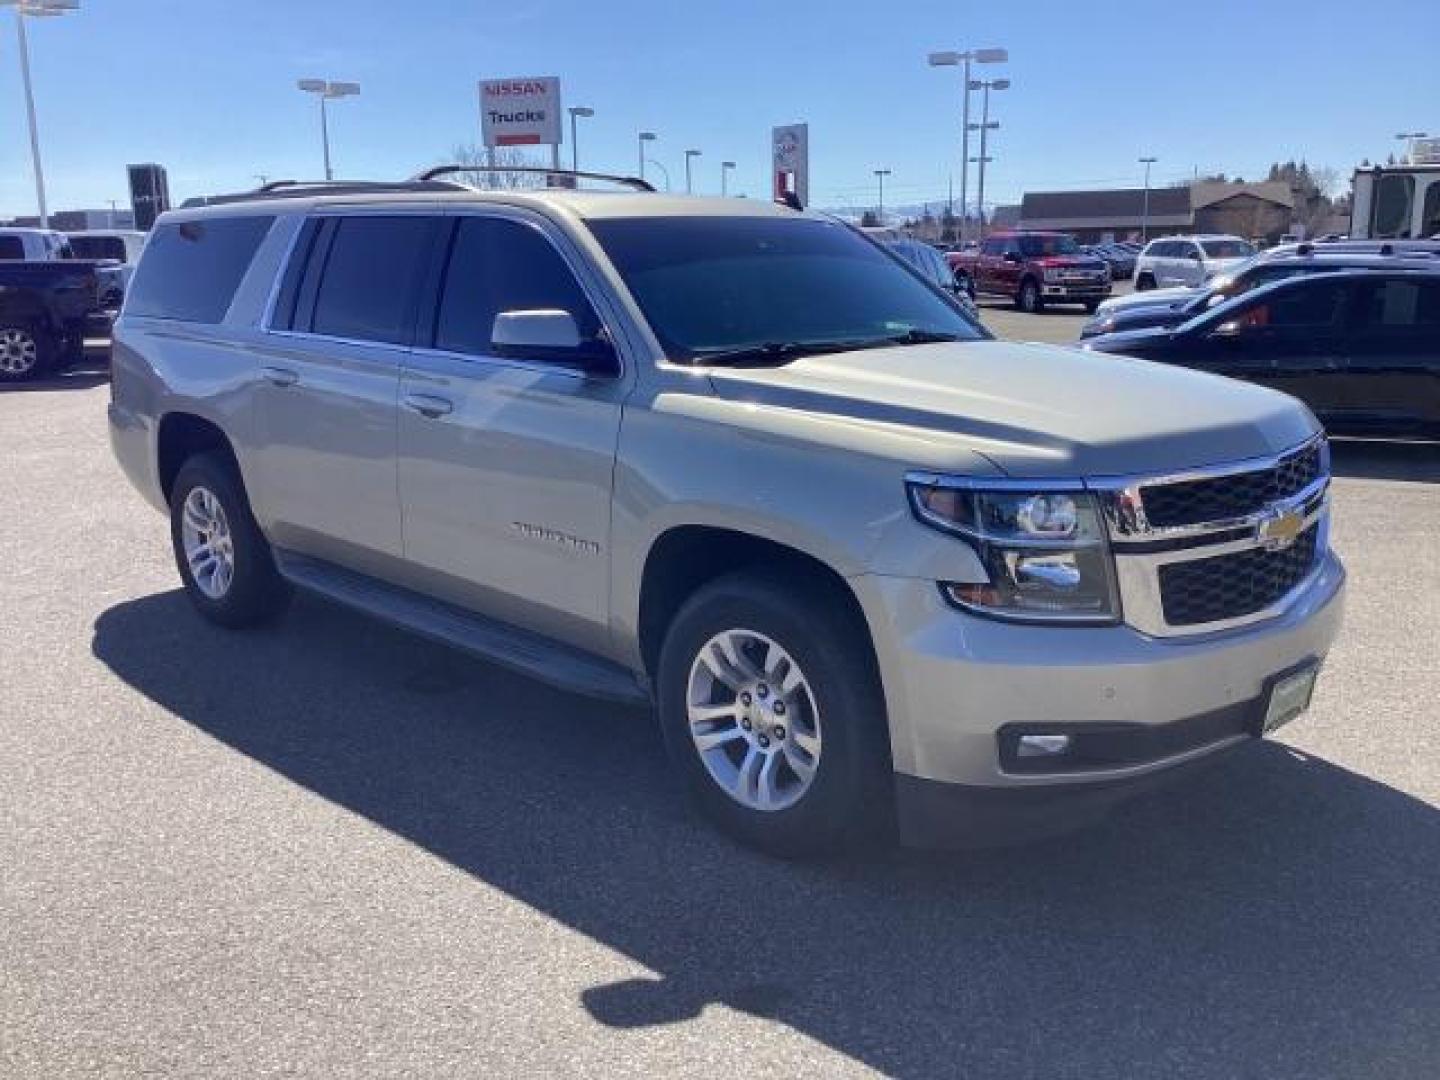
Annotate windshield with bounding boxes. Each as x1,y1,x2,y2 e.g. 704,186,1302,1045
587,216,986,361
1018,234,1080,257
1200,239,1256,260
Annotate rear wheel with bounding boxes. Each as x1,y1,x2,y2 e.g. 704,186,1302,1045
169,454,290,628
1017,278,1043,313
657,570,891,858
0,323,53,383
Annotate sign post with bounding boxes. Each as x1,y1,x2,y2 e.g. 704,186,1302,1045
772,123,809,208
479,76,563,183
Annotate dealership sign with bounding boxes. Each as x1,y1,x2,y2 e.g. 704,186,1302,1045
480,76,562,147
772,123,810,206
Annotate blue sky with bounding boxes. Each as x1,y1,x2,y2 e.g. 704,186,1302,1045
1,0,1435,218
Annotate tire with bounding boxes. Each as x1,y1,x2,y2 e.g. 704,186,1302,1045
169,453,290,628
954,270,975,298
1017,278,1043,313
1135,273,1156,292
0,322,55,383
1083,300,1102,314
656,569,891,858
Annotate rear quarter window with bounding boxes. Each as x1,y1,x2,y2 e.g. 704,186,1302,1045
125,216,275,323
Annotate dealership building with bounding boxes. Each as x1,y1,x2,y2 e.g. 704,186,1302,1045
1017,181,1296,242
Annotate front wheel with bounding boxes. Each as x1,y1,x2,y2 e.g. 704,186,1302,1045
657,571,891,858
169,454,290,628
1017,278,1043,313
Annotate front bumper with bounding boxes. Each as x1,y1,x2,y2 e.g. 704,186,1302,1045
852,551,1346,845
1041,281,1111,300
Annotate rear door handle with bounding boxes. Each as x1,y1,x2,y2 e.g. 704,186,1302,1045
260,365,299,388
403,393,454,419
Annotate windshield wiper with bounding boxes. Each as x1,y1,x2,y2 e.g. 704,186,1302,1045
689,339,876,367
876,328,968,345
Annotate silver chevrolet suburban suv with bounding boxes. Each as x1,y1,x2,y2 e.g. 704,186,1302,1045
108,174,1346,856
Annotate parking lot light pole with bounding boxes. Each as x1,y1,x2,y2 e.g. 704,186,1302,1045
3,0,81,230
297,79,360,181
1395,131,1428,164
928,46,1007,243
567,107,594,172
685,149,702,193
968,78,1008,240
874,168,891,222
637,132,657,181
721,160,736,196
1139,156,1158,241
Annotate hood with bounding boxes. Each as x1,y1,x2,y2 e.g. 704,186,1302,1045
1098,285,1198,315
1203,257,1249,278
705,341,1317,479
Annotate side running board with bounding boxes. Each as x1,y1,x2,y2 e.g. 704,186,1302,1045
274,550,651,707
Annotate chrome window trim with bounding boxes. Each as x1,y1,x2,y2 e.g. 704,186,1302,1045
259,203,625,382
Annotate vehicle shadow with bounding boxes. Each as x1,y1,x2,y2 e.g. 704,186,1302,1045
92,591,1440,1079
1329,438,1440,483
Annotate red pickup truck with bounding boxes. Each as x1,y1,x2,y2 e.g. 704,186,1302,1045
948,231,1111,313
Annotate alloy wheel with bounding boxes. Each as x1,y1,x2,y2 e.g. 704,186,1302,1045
0,328,39,376
686,628,822,812
180,486,236,600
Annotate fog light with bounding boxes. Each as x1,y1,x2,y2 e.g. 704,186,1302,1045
1016,734,1072,758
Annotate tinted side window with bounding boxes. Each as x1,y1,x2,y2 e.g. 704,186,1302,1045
434,216,600,356
1363,278,1440,329
1233,282,1347,331
1372,175,1415,238
126,217,274,323
0,236,22,259
68,236,128,261
1422,182,1440,239
309,217,437,345
980,238,1004,256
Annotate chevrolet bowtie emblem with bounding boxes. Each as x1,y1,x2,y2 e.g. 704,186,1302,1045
1257,507,1304,551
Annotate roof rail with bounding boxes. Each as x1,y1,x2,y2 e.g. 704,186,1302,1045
412,164,655,192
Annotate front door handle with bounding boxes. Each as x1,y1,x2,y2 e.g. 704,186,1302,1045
403,392,454,419
260,365,299,388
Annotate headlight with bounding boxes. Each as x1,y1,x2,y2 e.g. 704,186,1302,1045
906,479,1120,624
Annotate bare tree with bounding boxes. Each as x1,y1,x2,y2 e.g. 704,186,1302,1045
442,143,548,189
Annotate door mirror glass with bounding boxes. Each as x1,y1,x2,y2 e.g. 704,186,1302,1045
491,309,616,371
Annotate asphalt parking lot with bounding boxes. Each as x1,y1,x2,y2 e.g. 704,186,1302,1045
3,339,1439,1078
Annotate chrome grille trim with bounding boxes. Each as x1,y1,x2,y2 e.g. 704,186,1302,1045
1088,435,1331,638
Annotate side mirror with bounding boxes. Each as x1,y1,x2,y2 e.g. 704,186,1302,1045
491,309,617,373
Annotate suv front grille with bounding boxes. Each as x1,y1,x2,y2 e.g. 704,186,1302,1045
1140,441,1324,528
1158,524,1320,627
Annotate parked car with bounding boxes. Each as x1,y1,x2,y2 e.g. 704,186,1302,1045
66,229,148,303
109,179,1344,855
1081,248,1440,337
0,227,76,262
1083,269,1440,438
1134,235,1257,290
0,260,115,381
875,234,982,322
1090,243,1137,280
948,231,1111,312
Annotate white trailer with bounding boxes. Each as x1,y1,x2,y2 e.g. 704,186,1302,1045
1350,164,1440,239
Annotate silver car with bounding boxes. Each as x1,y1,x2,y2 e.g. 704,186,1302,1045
108,176,1344,855
1135,234,1256,290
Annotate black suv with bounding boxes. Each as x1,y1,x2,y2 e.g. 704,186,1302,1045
1080,245,1440,339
